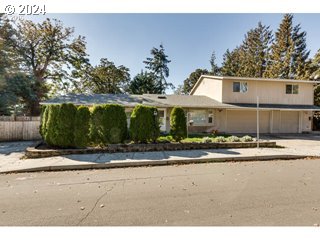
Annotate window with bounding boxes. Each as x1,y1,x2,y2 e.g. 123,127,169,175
286,84,299,94
189,110,207,125
233,82,248,93
188,110,214,125
158,110,165,128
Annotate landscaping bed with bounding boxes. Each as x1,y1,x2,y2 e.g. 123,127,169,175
25,140,277,158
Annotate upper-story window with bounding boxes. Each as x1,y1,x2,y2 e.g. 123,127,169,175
233,82,248,93
286,84,299,94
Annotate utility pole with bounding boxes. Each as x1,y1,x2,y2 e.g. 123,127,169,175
257,96,260,148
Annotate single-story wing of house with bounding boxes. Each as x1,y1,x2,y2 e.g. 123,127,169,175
41,75,320,134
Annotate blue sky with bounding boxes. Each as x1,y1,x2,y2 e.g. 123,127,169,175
29,14,320,93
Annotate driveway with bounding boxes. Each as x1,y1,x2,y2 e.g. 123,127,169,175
262,134,320,156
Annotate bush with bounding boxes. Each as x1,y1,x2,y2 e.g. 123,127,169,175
227,136,240,142
241,135,253,142
130,105,160,143
214,136,226,142
90,105,105,145
74,106,91,148
55,103,77,148
202,136,212,143
157,135,174,143
90,104,127,145
39,105,49,138
102,104,127,144
170,107,187,141
44,104,60,146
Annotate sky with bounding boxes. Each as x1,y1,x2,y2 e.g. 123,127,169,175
28,13,320,93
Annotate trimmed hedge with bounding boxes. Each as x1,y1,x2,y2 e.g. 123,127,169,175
90,105,105,145
170,107,187,141
90,104,127,145
130,105,160,143
74,106,91,148
44,104,60,146
39,105,49,138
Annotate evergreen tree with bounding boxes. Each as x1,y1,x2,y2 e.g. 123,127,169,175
182,68,209,94
128,71,157,94
240,22,273,77
143,44,173,93
220,48,242,77
264,14,309,79
209,51,220,75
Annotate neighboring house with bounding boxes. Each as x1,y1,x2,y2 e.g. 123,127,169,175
42,75,320,134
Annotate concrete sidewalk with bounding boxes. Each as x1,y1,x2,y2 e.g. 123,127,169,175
0,140,312,174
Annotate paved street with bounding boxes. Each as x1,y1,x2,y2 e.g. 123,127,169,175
1,159,320,226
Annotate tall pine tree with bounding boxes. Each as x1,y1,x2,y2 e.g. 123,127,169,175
264,14,309,79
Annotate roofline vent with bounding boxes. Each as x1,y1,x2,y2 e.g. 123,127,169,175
157,95,167,99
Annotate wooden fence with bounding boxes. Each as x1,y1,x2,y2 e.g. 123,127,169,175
0,116,41,141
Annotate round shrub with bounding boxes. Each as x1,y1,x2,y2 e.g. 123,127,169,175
74,106,91,148
170,107,187,141
214,136,226,142
202,136,212,143
55,103,77,148
130,105,160,143
227,136,240,142
241,135,253,142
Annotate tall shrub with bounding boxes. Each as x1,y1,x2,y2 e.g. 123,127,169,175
101,104,127,144
130,105,160,143
90,104,127,145
90,105,105,145
55,103,77,148
44,104,60,146
170,107,187,141
39,105,49,138
74,106,91,148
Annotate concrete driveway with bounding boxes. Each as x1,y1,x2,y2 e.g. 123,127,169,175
262,134,320,156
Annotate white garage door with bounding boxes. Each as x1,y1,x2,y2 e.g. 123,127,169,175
280,111,299,133
226,110,270,133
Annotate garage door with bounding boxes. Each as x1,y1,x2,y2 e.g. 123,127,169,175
226,110,270,133
280,111,299,133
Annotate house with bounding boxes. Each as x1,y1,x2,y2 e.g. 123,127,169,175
42,75,320,134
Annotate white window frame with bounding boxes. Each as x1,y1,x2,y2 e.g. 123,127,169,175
233,81,248,93
286,84,299,94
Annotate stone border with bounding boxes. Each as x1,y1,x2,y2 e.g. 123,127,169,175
25,141,277,159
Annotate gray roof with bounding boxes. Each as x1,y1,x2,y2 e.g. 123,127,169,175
41,93,320,110
41,93,225,108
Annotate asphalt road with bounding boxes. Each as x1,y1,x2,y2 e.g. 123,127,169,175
1,159,320,226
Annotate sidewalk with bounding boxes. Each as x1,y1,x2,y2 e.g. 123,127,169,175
0,140,312,174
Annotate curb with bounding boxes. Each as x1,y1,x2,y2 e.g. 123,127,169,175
0,154,308,174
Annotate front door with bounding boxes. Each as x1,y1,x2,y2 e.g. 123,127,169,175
158,109,166,132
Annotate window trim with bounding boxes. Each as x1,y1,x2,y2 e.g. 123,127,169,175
233,81,248,93
285,84,299,94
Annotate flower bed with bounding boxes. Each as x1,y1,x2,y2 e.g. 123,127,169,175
25,140,277,158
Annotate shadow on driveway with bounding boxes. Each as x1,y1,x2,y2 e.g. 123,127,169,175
0,141,35,156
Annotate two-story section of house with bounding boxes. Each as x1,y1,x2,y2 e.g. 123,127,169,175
190,75,320,134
